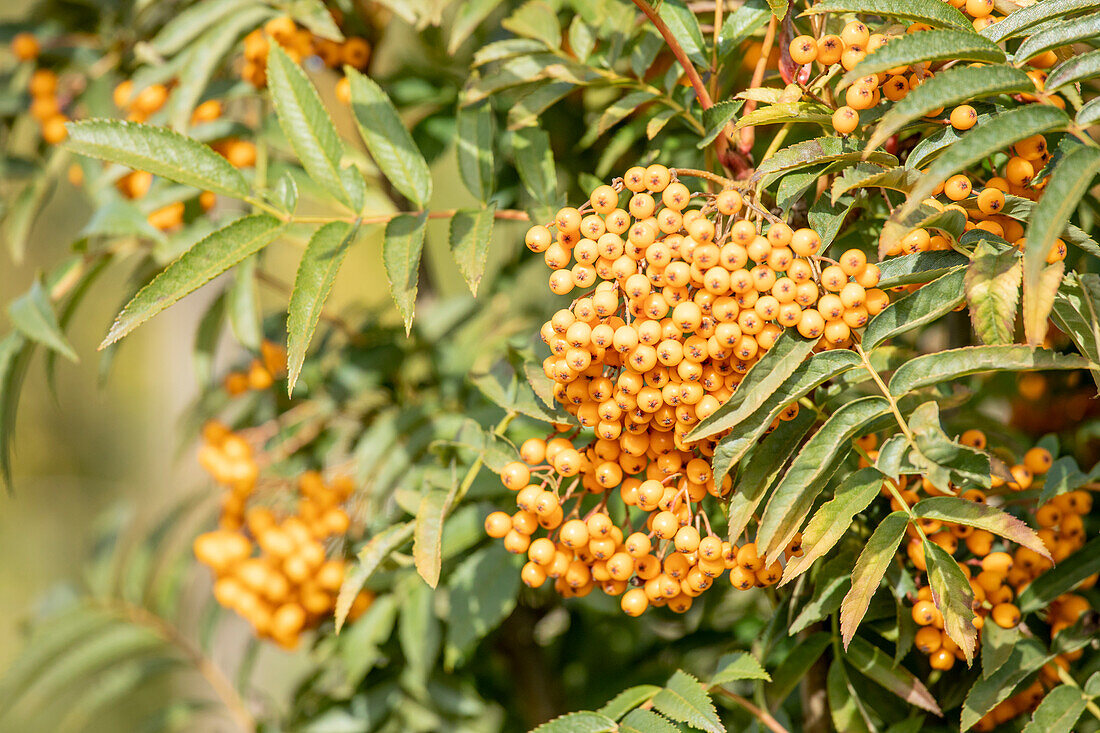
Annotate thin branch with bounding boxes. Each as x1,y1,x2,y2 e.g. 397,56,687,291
292,208,531,225
712,686,790,733
629,0,714,110
740,14,778,154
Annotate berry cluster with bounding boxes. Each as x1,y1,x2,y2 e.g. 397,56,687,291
224,340,288,396
194,422,368,649
241,15,370,88
24,67,68,144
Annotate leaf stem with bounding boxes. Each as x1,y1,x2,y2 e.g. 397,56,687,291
629,0,714,110
453,411,517,506
711,686,790,733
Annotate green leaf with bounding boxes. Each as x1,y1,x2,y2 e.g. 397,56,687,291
346,68,433,209
714,350,861,483
532,712,618,733
619,709,679,733
150,0,260,55
413,489,449,588
1022,685,1086,733
473,358,570,424
757,397,893,561
8,280,77,363
513,126,558,205
981,619,1019,679
913,497,1049,559
888,345,1090,395
717,0,771,59
444,545,520,668
925,540,977,663
736,102,832,129
828,661,873,733
782,467,883,583
1051,274,1100,392
895,106,1070,226
192,292,226,390
839,30,1004,89
791,548,856,633
450,0,505,53
846,636,942,715
1039,456,1092,506
1014,14,1100,63
227,255,261,352
766,633,832,707
878,252,969,290
831,165,922,203
335,521,414,632
651,670,723,733
982,0,1100,41
1077,96,1100,127
689,330,816,441
840,511,908,648
800,0,970,29
868,65,1034,153
697,99,744,148
267,45,356,209
101,215,284,348
286,0,344,40
456,102,496,202
599,90,658,136
767,0,790,17
1047,49,1100,91
752,136,896,185
64,120,248,199
4,172,55,263
0,333,31,491
965,244,1021,346
907,401,991,491
1017,535,1100,614
710,653,771,687
726,408,815,541
960,639,1049,730
863,266,966,350
383,213,428,335
657,0,708,67
878,206,966,260
502,1,561,47
286,221,357,393
598,685,662,721
449,206,496,297
1023,146,1100,345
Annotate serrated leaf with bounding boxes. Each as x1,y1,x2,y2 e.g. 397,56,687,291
925,540,977,663
444,545,520,668
513,126,558,206
456,102,496,202
9,279,77,363
1017,535,1100,614
598,685,662,721
1046,49,1100,91
863,266,966,350
868,65,1034,153
878,206,966,260
286,221,357,393
782,467,883,583
347,68,433,209
801,0,970,29
1021,685,1086,733
913,497,1049,559
619,709,679,733
383,213,428,335
689,330,816,441
335,521,414,632
718,0,771,59
907,401,991,490
960,640,1049,730
710,653,771,686
847,636,942,715
697,99,744,147
267,45,356,209
982,0,1100,41
1014,14,1100,63
651,671,722,733
286,0,344,40
150,0,260,54
473,358,570,423
839,30,1003,89
713,351,861,483
888,345,1090,395
1051,274,1100,392
752,136,896,185
449,206,496,297
894,106,1070,226
657,0,708,67
1077,96,1100,127
736,102,832,129
726,408,815,541
413,490,449,588
101,215,284,348
228,255,261,351
965,245,1021,345
981,619,1019,679
1023,146,1100,345
757,397,893,561
840,511,908,647
532,712,617,733
877,251,969,289
450,0,505,53
831,164,922,203
64,120,248,199
502,0,561,47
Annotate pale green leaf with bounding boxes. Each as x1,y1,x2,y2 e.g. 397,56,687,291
1014,14,1100,63
840,511,908,648
709,653,771,686
456,102,496,202
449,206,497,297
598,685,661,721
413,490,448,588
965,244,1021,345
9,280,77,362
981,0,1100,41
619,709,679,733
1046,49,1100,91
335,521,414,632
383,213,428,335
449,0,505,53
531,712,617,733
925,540,977,663
1022,685,1086,733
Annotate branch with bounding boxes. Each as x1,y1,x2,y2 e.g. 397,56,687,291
712,686,790,733
630,0,714,110
740,14,778,155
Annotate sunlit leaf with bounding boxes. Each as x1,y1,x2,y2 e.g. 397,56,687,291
840,511,907,648
383,213,428,335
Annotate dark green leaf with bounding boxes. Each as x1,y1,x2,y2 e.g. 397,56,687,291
828,661,873,733
801,0,970,29
753,136,895,185
1022,685,1086,733
877,252,968,290
981,619,1019,679
1017,535,1100,614
847,636,942,715
1047,49,1100,91
657,0,708,66
651,670,722,733
717,0,771,60
914,497,1049,559
863,267,966,350
888,345,1090,395
1014,14,1100,63
960,640,1049,730
839,30,1004,89
982,0,1100,41
698,99,744,148
445,545,520,668
766,633,832,707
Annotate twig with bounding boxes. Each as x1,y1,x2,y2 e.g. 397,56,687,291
629,0,714,110
712,686,790,733
740,15,778,155
292,208,530,225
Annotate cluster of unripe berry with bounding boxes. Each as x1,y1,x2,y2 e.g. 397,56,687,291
194,421,367,649
224,340,287,396
787,18,1062,138
241,15,370,88
485,442,805,616
860,430,1095,728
